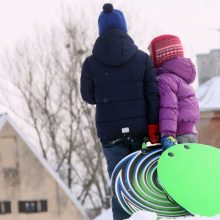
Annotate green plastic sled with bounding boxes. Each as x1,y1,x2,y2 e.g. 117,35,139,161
157,143,220,217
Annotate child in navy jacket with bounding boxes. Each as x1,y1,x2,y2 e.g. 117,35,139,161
80,3,160,220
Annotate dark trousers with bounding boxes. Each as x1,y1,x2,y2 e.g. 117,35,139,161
102,138,142,220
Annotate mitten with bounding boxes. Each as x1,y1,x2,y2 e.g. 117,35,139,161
148,124,160,144
161,136,177,150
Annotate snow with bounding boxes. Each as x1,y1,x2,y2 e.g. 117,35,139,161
125,211,157,219
126,211,220,220
94,210,220,220
94,209,113,220
196,76,220,111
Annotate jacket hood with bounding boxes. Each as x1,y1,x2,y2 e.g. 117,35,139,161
92,29,138,66
158,58,196,83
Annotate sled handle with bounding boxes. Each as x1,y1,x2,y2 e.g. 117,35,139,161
141,137,150,154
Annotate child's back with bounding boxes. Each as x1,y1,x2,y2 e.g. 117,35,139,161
81,4,160,220
157,57,199,137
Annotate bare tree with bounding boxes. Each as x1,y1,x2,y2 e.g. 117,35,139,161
3,11,110,218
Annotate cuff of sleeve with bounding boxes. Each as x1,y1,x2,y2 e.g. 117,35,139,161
161,131,176,137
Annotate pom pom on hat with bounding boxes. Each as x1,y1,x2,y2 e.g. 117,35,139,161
149,34,184,67
103,3,113,13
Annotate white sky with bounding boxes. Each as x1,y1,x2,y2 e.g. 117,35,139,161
0,0,220,57
1,0,220,50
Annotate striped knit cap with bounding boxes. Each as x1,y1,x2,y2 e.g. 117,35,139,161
149,34,184,67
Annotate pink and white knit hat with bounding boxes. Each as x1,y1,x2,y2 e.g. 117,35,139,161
149,34,184,67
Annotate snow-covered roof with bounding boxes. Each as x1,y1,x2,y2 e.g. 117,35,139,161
196,76,220,112
0,113,89,220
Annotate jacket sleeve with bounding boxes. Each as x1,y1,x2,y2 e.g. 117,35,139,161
144,55,160,124
157,77,178,136
80,58,96,105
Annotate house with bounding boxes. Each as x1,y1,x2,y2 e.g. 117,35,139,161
0,114,89,220
196,76,220,148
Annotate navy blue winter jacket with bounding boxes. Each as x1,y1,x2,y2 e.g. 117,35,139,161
80,29,159,141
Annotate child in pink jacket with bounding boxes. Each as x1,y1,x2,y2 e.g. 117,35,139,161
148,34,200,150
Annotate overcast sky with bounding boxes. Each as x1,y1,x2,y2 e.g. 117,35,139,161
1,0,220,56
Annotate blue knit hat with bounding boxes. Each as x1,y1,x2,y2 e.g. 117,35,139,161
98,3,127,35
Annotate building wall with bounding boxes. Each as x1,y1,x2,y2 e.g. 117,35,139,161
0,122,85,220
197,111,220,148
197,49,220,85
197,54,211,85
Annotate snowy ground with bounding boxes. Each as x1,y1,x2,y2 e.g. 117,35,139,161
94,209,220,220
127,211,220,220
